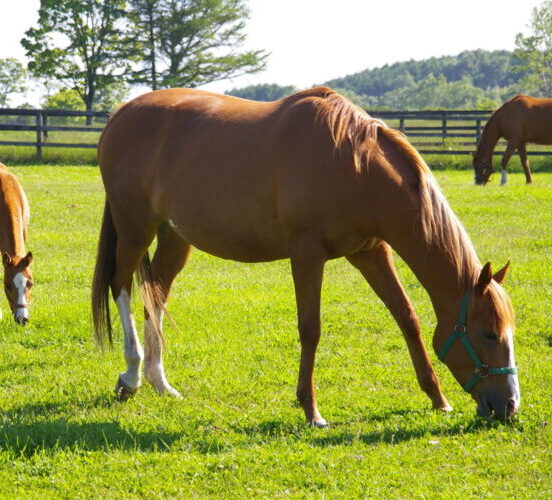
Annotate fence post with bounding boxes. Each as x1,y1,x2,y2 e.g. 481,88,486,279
35,110,43,160
43,111,48,140
399,118,405,133
476,119,482,143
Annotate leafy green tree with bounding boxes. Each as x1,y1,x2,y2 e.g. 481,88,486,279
514,0,552,96
21,0,134,119
0,58,27,107
128,0,268,89
42,89,85,110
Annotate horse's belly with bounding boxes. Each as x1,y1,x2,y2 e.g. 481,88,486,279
165,215,289,263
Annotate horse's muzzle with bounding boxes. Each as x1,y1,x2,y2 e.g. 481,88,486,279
477,395,518,420
15,315,29,326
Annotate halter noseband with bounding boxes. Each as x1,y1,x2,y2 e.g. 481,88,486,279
438,291,518,392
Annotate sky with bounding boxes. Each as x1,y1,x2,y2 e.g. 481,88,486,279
0,0,544,104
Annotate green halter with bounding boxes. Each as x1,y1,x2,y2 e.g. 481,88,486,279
438,291,518,392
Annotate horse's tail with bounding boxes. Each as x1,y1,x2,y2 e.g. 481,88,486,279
136,250,165,344
92,200,117,349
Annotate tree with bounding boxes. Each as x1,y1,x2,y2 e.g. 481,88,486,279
21,0,135,118
128,0,268,90
0,58,27,107
42,89,85,111
515,0,552,96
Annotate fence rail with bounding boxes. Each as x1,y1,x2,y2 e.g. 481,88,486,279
0,107,551,159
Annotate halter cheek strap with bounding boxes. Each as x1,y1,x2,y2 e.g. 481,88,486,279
438,291,518,392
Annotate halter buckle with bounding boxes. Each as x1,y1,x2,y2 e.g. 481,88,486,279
475,364,490,378
453,324,467,334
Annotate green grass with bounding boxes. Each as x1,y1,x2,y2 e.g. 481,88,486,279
0,166,551,498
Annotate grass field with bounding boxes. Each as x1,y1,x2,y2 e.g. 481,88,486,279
0,165,551,498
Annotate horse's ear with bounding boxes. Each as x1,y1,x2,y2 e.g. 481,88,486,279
493,260,510,285
23,251,33,266
2,252,12,267
475,262,493,295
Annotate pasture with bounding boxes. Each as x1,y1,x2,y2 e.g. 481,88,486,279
0,165,551,497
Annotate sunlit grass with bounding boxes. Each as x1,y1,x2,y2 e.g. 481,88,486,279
0,167,550,497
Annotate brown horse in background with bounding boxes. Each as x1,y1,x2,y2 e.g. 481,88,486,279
93,87,520,424
0,162,33,325
473,95,552,185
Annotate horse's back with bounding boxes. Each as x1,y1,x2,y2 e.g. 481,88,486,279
498,95,552,143
0,162,29,229
98,89,319,260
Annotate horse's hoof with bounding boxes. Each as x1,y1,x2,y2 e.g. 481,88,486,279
308,417,329,428
156,385,183,399
115,375,138,401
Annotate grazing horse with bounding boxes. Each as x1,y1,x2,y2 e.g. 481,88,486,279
0,162,33,325
93,87,520,423
473,95,552,185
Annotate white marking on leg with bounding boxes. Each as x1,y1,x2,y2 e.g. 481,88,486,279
144,307,182,398
116,288,144,390
13,272,29,323
168,219,178,230
505,327,520,410
500,169,507,185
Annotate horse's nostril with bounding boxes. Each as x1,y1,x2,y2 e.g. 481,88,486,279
506,398,517,416
16,316,29,326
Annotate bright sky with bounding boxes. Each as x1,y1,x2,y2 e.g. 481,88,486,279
0,0,543,104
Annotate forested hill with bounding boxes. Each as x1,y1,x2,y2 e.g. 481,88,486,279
325,50,521,97
227,50,529,110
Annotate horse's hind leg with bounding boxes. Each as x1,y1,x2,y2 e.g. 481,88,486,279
144,222,192,397
518,144,533,184
290,232,328,427
112,231,156,400
346,241,452,412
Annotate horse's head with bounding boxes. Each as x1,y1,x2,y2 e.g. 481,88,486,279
435,261,520,420
2,252,33,326
472,153,493,185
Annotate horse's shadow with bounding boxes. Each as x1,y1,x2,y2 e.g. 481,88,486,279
234,408,506,448
2,398,507,456
0,396,184,457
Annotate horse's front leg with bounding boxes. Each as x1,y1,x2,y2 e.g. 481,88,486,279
346,241,452,412
500,141,518,185
290,233,327,427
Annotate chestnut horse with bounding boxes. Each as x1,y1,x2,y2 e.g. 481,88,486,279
0,162,33,325
473,95,552,185
93,87,520,423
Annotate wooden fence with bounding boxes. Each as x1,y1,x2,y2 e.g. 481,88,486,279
0,107,551,159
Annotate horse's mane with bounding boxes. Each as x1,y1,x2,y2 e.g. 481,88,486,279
382,127,481,286
297,87,385,172
298,87,481,286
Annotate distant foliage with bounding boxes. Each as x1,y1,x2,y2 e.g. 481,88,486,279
515,0,552,96
321,50,530,110
0,58,27,107
226,83,297,101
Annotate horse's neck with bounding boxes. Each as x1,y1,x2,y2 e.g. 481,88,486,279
394,236,475,319
477,116,501,160
0,199,26,257
378,179,479,321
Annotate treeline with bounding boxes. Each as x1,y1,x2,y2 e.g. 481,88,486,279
227,50,534,110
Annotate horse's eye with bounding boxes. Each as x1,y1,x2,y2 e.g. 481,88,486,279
26,281,33,289
5,284,12,291
483,331,498,341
